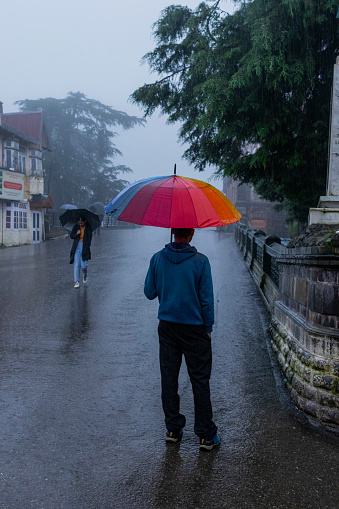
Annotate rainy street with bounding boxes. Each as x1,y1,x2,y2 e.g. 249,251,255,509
1,227,339,509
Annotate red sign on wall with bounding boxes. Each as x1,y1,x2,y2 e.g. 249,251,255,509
4,181,22,191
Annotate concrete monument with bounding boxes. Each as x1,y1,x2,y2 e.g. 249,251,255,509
309,56,339,224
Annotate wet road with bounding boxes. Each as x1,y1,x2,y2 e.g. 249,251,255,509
0,227,338,509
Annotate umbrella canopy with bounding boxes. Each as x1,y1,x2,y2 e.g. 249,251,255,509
60,204,77,210
59,208,101,231
105,175,242,228
88,202,105,214
88,202,105,221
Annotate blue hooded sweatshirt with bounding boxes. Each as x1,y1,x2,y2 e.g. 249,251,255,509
144,241,214,332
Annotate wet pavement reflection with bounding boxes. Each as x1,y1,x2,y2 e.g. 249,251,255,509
0,227,338,508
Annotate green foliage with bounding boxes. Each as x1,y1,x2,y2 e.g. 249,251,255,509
287,220,306,238
16,92,144,208
132,0,338,221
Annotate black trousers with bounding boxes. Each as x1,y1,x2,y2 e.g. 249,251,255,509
158,320,217,440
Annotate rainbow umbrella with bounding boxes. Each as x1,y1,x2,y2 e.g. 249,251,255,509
105,175,241,228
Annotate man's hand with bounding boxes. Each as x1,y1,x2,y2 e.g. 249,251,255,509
77,230,81,235
207,333,211,339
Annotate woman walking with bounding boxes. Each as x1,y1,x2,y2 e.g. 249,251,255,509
69,216,93,288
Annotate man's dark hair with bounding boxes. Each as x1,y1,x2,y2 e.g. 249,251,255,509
173,228,193,239
78,216,87,223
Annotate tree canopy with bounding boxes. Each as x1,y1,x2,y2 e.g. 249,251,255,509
17,92,144,209
132,0,338,221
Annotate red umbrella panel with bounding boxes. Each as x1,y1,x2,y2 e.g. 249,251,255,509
105,175,241,228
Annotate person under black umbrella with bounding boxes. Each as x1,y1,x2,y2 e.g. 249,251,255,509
69,215,93,289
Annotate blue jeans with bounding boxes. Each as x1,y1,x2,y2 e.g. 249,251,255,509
74,242,88,282
158,320,217,440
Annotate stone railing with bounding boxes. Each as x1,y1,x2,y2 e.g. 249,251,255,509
235,223,339,432
235,226,285,311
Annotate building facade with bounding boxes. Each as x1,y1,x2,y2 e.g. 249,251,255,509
223,176,288,238
0,107,52,246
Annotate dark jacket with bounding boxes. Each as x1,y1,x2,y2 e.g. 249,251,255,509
144,241,214,332
69,224,93,264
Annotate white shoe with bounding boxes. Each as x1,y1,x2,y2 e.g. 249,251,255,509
83,274,88,284
74,281,80,288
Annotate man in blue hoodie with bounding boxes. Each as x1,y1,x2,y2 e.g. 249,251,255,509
144,228,220,451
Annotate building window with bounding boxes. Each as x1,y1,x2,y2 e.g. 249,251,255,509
19,147,26,174
3,140,19,171
30,150,43,177
4,149,19,171
5,201,27,230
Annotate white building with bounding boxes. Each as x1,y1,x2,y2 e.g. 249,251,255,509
0,108,52,246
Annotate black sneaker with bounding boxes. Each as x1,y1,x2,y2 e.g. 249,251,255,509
165,430,183,443
200,433,221,451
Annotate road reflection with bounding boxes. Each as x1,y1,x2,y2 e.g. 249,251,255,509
152,442,219,508
59,288,90,356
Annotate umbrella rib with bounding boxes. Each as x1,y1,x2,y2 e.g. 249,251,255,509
178,177,198,228
192,181,221,226
190,184,214,227
140,176,174,226
187,178,241,225
105,174,241,228
202,183,242,224
177,176,213,228
105,176,169,217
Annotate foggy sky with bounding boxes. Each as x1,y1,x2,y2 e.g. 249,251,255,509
2,0,235,189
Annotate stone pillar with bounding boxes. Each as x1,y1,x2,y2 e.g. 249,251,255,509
309,57,339,224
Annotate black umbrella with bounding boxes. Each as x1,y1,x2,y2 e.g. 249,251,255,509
59,208,101,231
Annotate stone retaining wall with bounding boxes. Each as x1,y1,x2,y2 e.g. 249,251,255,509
235,225,339,431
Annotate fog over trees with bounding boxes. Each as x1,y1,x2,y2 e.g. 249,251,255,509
17,92,144,209
132,0,338,221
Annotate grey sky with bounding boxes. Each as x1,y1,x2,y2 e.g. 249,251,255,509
2,0,235,189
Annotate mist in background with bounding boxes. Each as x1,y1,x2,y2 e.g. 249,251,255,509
2,0,235,189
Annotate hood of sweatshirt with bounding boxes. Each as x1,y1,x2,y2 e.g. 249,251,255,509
162,241,197,264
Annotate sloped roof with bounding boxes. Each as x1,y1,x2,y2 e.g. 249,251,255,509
0,112,50,149
30,194,54,210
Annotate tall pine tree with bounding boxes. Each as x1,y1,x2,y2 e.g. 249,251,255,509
132,0,338,221
17,92,144,208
